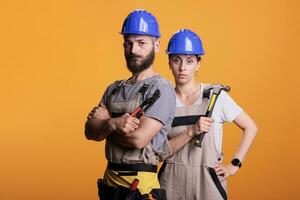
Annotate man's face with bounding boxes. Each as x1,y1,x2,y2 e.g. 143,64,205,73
123,35,159,73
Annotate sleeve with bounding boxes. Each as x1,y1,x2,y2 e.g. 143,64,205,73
143,80,176,151
218,91,243,123
99,81,120,108
99,87,110,107
143,80,176,126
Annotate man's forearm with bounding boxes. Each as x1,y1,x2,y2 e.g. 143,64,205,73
85,118,112,141
111,133,138,148
111,116,163,149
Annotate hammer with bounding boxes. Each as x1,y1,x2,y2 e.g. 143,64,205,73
194,85,230,147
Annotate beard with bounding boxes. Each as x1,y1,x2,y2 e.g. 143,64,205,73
125,48,155,74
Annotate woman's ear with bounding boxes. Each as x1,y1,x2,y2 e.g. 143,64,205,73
196,63,200,72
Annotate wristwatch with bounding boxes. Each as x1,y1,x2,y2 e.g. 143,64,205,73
231,158,242,168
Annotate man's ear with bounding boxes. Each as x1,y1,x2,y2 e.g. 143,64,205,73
154,39,160,53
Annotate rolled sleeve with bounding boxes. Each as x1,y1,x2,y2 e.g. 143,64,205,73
219,91,243,122
143,80,176,151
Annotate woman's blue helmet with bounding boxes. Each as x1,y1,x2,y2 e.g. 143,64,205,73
121,9,160,38
166,29,204,55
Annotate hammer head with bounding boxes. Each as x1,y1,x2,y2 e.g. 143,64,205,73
203,84,230,99
212,85,230,94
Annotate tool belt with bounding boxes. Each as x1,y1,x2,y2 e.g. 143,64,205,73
97,178,166,200
98,162,165,200
108,162,157,173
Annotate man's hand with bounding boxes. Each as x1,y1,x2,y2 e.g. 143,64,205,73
87,106,140,134
109,113,140,135
87,106,110,120
214,164,239,182
85,106,140,141
85,106,111,141
191,117,214,136
111,115,163,149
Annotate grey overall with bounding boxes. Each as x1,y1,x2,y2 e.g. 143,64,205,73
159,84,228,200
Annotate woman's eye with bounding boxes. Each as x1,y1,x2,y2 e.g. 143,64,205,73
187,60,193,65
173,58,180,63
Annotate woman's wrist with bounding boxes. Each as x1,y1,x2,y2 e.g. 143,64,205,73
186,127,195,137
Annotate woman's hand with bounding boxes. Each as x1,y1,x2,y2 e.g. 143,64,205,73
214,164,240,182
191,117,214,136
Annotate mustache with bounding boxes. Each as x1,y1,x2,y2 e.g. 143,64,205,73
127,54,142,59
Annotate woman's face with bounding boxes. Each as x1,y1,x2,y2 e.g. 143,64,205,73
169,54,200,85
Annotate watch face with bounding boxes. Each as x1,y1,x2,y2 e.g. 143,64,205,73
231,158,242,167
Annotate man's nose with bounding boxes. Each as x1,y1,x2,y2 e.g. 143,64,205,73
131,43,140,55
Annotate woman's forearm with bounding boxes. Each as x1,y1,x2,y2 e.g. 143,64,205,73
232,111,258,162
168,128,194,154
233,125,257,162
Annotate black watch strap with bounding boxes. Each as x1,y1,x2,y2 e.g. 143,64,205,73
231,158,242,168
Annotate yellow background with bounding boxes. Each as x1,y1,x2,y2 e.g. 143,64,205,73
1,0,299,199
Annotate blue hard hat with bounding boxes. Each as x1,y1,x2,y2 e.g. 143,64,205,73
121,9,160,38
166,29,204,55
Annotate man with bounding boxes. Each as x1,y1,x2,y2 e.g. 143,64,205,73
85,9,175,200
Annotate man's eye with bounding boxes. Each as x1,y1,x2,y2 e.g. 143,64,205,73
138,42,146,46
123,42,131,48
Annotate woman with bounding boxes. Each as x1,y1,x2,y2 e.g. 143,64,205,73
159,29,258,200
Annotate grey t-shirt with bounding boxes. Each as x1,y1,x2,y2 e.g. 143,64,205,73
101,75,176,151
176,83,243,153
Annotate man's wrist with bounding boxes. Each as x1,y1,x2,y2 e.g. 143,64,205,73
106,118,116,133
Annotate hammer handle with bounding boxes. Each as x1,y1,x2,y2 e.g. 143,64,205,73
194,86,230,147
194,93,217,147
194,133,205,147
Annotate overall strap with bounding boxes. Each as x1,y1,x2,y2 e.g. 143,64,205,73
109,80,126,98
171,84,229,127
109,76,161,118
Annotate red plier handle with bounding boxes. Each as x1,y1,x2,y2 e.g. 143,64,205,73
130,89,160,118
